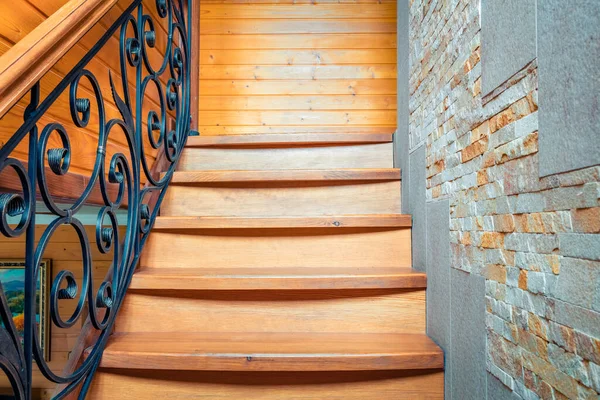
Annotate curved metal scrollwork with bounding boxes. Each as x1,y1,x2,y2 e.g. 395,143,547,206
0,0,192,398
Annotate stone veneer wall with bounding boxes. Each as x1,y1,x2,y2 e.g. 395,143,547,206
397,0,600,399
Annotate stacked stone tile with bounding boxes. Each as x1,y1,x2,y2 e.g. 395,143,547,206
406,0,600,398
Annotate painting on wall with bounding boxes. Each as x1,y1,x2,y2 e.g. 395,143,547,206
0,260,51,361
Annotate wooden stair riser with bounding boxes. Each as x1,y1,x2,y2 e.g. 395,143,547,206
162,181,401,216
178,143,393,170
89,370,445,399
114,289,426,334
141,228,411,269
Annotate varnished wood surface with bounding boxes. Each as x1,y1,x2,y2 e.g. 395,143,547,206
198,126,396,135
0,164,124,206
130,266,426,290
142,227,411,268
180,142,394,170
0,0,117,118
153,215,411,230
199,34,397,49
162,180,401,216
200,4,397,19
89,370,444,399
186,132,393,146
115,289,425,334
0,0,171,178
200,66,398,80
95,332,442,371
198,0,397,135
170,169,400,183
200,19,397,35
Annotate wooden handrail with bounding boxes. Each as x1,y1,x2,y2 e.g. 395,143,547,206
0,0,119,119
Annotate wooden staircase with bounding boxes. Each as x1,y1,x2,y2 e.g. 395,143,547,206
87,133,444,399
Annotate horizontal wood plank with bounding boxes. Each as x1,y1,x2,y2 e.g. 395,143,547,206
153,215,411,230
199,95,396,111
200,4,396,19
170,169,400,183
200,34,397,49
186,132,393,146
197,126,396,135
200,0,398,3
200,19,397,34
199,80,397,95
198,110,396,126
200,49,396,65
200,65,397,80
130,266,425,290
97,332,442,371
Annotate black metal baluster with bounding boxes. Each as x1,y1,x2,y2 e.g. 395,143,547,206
0,0,193,397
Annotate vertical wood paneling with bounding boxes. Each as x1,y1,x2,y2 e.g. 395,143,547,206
198,0,397,135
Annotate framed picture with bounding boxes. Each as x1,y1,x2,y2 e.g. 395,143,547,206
0,259,51,361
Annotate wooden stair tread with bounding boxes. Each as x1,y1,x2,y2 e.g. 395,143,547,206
129,267,426,290
153,214,412,230
97,332,444,371
186,133,393,147
170,168,400,183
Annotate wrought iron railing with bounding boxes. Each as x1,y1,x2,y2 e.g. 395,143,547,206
0,0,192,398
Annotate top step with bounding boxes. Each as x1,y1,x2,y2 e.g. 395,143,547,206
180,133,394,171
186,133,393,148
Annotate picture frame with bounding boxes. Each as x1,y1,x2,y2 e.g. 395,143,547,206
0,259,52,361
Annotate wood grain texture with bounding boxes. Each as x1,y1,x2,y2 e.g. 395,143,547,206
180,143,394,170
152,215,411,230
0,164,124,206
197,126,395,135
200,49,396,65
96,332,442,371
200,65,397,80
201,0,397,3
198,0,396,135
199,34,397,49
200,95,397,110
198,110,396,126
199,80,397,95
89,370,444,399
0,0,117,118
162,180,401,217
170,169,400,183
115,289,425,334
141,226,411,268
0,0,171,177
129,266,426,290
200,19,397,35
186,132,393,146
199,4,396,19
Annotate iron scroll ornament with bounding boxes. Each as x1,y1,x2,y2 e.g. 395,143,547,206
0,0,193,398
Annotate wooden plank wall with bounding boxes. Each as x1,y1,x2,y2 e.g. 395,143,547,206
0,225,123,399
0,0,175,177
198,0,397,136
